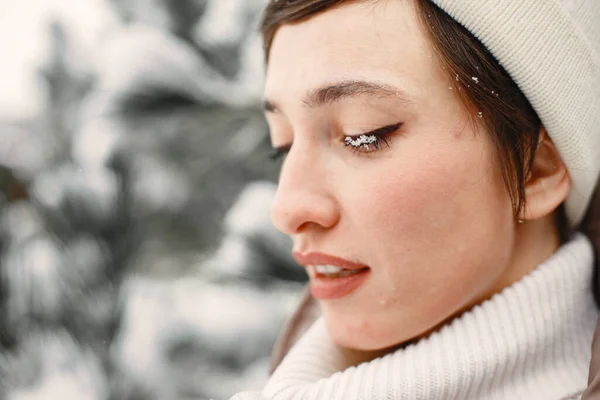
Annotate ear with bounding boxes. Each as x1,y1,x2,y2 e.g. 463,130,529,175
520,127,571,221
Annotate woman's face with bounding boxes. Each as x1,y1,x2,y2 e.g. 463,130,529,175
265,0,517,351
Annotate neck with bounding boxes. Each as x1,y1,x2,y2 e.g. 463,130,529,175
498,212,561,292
406,213,564,357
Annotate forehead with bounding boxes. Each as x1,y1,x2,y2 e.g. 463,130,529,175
265,0,438,102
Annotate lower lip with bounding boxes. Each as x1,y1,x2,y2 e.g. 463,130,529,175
310,268,371,300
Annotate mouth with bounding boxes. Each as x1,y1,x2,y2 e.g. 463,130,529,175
293,252,371,300
308,264,370,278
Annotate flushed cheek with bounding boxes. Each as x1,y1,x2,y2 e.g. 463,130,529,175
350,146,510,318
359,155,483,243
365,129,505,242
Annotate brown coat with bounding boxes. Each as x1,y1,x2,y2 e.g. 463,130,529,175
269,285,600,399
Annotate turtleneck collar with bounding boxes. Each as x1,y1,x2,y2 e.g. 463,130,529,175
234,233,598,400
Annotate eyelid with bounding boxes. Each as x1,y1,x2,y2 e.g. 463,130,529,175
345,122,403,139
343,122,402,154
269,143,292,161
268,122,402,161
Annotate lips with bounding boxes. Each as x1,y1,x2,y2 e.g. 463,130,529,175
293,252,369,271
293,251,371,300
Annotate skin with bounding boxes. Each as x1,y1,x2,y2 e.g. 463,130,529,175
264,0,571,355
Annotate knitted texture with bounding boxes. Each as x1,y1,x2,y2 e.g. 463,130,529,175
430,0,600,226
231,234,597,400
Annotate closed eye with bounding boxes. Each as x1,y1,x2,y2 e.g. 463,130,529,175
268,122,403,162
344,122,402,153
269,143,292,162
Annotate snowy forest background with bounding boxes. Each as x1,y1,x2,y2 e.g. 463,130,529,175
0,1,309,399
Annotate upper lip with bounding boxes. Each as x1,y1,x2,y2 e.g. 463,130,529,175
293,252,369,270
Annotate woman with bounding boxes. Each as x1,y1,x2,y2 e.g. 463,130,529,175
232,0,600,398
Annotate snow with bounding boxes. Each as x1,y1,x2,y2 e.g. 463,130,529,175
0,0,118,120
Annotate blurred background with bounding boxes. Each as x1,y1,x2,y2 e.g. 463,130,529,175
0,1,309,399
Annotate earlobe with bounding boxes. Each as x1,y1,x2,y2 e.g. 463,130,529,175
520,128,572,221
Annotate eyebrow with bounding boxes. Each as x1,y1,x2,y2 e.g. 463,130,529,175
263,80,412,113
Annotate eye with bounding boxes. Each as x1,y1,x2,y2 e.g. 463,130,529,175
343,122,402,153
269,144,291,163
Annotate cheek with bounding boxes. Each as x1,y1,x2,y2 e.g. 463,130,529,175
332,135,515,348
358,140,508,244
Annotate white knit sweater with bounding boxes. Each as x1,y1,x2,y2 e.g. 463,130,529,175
231,234,598,400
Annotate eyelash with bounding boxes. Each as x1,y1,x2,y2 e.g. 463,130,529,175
343,123,401,153
269,122,402,162
269,144,291,162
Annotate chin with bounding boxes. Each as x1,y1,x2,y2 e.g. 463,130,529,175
325,314,403,352
332,334,377,351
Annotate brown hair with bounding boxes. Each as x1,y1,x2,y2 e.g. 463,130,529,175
260,0,600,294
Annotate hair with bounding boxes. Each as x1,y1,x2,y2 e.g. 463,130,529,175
260,0,600,298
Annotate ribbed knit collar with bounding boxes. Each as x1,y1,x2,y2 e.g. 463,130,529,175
233,234,598,400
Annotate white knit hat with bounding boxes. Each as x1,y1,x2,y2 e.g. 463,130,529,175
431,0,600,226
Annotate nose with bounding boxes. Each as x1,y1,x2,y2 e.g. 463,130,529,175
271,145,340,235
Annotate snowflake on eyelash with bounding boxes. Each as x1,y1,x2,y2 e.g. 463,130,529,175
344,134,378,148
